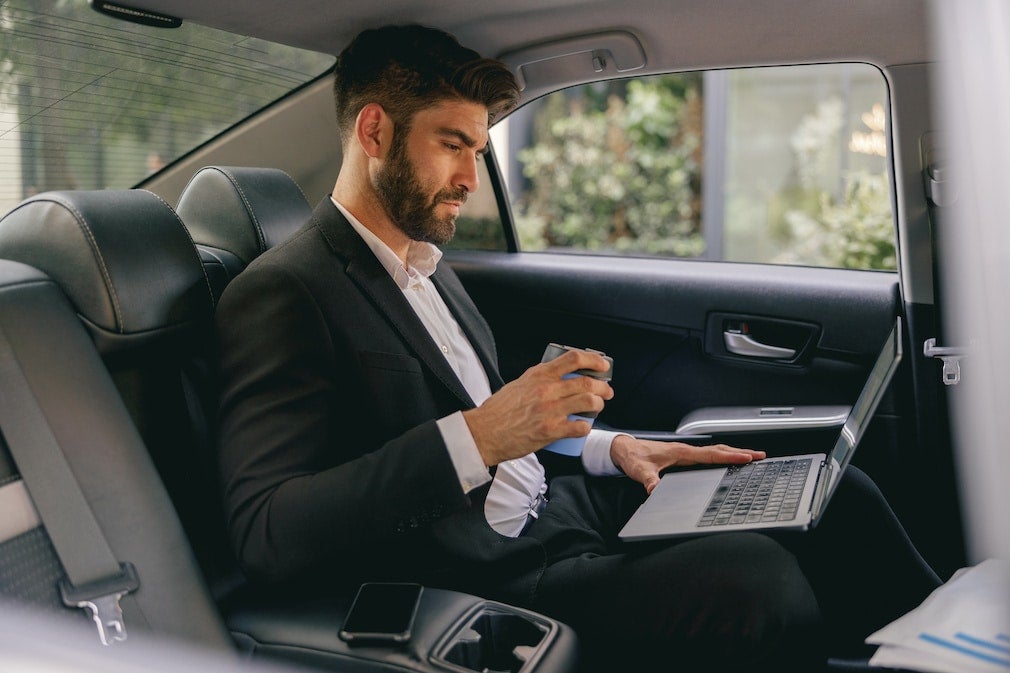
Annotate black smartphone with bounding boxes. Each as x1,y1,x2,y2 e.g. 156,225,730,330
338,582,424,643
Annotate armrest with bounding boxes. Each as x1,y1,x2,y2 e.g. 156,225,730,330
224,585,580,673
675,405,850,435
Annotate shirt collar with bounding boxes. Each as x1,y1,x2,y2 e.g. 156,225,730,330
331,196,442,289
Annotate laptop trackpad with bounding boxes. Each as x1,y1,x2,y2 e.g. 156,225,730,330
619,469,726,540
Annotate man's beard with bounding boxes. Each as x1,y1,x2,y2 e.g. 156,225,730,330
375,132,466,245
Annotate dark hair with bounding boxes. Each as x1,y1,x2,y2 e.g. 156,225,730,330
333,25,519,142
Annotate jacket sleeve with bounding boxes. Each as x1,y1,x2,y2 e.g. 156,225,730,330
215,261,471,582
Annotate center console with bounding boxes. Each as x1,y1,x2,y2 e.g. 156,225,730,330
224,585,579,673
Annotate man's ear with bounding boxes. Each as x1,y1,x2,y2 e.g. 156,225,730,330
355,103,392,158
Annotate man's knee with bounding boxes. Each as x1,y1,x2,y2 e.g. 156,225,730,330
655,533,823,671
537,533,823,671
723,534,821,659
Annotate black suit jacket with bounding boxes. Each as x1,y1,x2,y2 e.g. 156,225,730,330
215,198,550,599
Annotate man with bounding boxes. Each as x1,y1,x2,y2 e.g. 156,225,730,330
216,24,939,672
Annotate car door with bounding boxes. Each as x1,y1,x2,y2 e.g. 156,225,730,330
444,62,966,579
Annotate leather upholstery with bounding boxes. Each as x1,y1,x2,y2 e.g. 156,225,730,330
0,190,214,355
0,259,231,649
223,586,580,673
177,166,312,274
0,190,231,586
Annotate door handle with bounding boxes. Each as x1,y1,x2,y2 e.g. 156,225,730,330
723,331,797,359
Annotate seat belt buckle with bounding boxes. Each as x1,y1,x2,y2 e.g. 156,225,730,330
58,562,140,645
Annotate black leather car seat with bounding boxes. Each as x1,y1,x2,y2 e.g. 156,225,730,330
0,190,238,596
0,191,232,650
176,166,312,299
0,189,581,673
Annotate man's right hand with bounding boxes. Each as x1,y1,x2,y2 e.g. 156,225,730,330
462,349,614,466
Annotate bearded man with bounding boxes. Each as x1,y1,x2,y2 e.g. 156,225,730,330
215,24,939,673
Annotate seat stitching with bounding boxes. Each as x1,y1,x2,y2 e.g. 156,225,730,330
218,167,267,257
145,190,216,309
277,168,311,206
44,196,126,332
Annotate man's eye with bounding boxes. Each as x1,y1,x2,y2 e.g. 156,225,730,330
445,143,461,152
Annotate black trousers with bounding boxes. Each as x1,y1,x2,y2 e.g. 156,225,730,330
516,467,941,673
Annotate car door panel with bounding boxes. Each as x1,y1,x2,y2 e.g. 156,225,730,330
447,250,908,497
448,252,900,428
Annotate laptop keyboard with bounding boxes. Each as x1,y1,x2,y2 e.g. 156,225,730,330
697,458,813,527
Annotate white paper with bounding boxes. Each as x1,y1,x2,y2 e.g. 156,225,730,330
866,559,1010,673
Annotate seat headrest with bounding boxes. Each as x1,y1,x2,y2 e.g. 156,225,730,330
176,166,312,269
0,190,213,355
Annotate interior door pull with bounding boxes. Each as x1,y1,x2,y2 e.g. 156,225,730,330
724,332,796,359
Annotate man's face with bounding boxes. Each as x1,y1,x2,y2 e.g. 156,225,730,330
375,99,488,245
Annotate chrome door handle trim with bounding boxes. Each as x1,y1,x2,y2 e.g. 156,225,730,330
675,405,851,435
723,332,797,359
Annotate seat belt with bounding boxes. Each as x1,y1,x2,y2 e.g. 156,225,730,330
0,322,146,645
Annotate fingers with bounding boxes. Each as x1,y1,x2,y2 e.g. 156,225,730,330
467,354,613,465
560,417,594,438
541,349,611,377
623,458,661,494
611,437,769,494
525,354,613,407
613,438,764,474
557,377,610,408
703,445,765,464
553,359,614,404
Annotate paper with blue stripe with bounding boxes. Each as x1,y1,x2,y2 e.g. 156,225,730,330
867,559,1010,673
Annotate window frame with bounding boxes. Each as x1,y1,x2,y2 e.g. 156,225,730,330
483,61,899,273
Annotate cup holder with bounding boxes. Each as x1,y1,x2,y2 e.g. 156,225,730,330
433,605,555,673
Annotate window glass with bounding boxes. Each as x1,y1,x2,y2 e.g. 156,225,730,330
443,154,507,251
0,0,334,216
494,64,895,270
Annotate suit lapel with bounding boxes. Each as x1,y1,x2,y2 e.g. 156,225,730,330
430,270,505,392
313,198,479,409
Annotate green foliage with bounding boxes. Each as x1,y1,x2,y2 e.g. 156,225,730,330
447,216,508,251
515,76,705,257
776,171,896,270
513,73,896,271
773,96,896,270
0,0,332,197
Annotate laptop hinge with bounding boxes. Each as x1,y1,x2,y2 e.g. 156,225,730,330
809,459,831,520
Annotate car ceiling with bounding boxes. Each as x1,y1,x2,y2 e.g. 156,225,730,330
129,0,931,71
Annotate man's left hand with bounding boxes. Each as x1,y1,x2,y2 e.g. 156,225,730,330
610,435,766,494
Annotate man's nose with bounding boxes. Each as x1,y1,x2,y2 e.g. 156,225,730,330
455,154,480,194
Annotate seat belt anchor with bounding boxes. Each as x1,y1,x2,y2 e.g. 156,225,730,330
58,562,140,645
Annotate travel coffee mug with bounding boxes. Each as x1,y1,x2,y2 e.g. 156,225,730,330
539,343,614,456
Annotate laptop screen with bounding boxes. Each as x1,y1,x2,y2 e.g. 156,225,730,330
811,317,903,521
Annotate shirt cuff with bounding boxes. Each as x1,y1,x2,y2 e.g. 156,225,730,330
436,411,492,493
582,429,626,476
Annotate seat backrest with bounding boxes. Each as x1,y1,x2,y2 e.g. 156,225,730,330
0,251,230,649
0,190,239,627
176,166,312,298
174,167,315,583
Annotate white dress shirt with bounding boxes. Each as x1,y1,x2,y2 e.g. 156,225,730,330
333,198,622,537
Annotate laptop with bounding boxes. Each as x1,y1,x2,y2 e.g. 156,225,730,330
618,317,903,542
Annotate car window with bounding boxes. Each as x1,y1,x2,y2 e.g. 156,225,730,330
490,63,895,270
444,153,508,251
0,0,334,217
